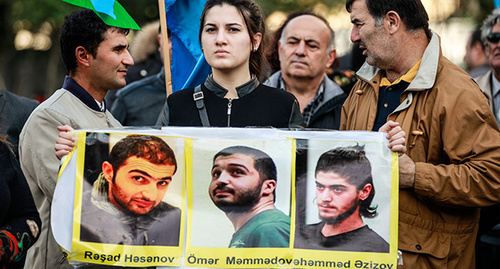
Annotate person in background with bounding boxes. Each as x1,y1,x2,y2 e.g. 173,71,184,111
0,136,41,269
156,0,304,128
19,9,131,268
265,11,347,129
476,9,500,125
0,88,39,158
110,27,171,126
464,28,489,78
106,20,163,109
342,0,500,267
327,42,365,95
471,9,500,269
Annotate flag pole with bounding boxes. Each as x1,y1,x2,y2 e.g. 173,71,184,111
158,0,173,96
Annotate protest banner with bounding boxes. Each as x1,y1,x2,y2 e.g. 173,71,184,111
52,127,398,268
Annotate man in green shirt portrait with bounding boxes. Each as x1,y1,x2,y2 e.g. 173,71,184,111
209,146,290,248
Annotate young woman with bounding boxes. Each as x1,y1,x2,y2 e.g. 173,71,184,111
0,136,41,268
156,0,304,128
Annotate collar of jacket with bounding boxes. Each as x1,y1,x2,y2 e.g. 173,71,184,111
203,74,259,98
63,76,104,112
157,67,166,87
356,29,440,92
266,71,345,106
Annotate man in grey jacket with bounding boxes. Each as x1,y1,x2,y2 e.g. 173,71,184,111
265,11,346,130
19,9,133,268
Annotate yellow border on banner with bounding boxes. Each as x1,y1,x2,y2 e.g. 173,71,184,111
389,151,400,255
289,138,297,249
57,132,78,182
70,130,87,260
185,137,194,258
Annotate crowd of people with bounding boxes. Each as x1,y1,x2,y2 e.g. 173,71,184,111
1,0,500,268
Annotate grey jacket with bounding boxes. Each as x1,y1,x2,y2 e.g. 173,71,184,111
20,78,121,269
474,70,499,125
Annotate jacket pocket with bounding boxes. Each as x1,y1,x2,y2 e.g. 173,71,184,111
398,222,451,259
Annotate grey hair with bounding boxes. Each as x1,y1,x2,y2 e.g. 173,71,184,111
481,9,500,48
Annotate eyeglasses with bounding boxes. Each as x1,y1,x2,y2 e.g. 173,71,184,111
487,32,500,44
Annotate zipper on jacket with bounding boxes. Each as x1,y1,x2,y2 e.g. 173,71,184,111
227,99,232,127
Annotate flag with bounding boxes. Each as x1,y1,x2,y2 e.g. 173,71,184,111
164,0,211,93
62,0,140,30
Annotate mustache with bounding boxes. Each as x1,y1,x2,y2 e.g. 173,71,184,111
290,57,308,65
212,184,235,195
318,202,335,209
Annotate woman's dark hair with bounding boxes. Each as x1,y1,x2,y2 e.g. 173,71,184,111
199,0,268,78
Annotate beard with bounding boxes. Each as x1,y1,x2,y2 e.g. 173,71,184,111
320,198,359,226
210,182,263,213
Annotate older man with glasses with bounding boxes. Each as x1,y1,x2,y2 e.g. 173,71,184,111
476,9,500,125
472,9,500,269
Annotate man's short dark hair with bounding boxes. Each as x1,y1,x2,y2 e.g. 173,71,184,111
107,135,177,175
60,9,130,74
213,146,277,184
346,0,430,38
315,145,377,218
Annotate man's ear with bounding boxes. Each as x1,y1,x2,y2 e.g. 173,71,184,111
253,32,262,52
359,183,372,201
261,179,277,196
385,11,401,35
277,40,284,62
102,161,114,183
327,48,337,68
75,46,91,67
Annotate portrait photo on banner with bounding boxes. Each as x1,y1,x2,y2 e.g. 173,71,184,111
76,132,185,247
294,139,392,253
188,138,293,249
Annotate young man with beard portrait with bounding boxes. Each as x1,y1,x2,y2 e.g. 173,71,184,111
209,146,290,248
295,145,389,252
80,135,181,246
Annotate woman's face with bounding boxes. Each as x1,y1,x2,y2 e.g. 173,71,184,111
201,4,261,75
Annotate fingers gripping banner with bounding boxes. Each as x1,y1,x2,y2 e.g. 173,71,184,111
52,127,399,268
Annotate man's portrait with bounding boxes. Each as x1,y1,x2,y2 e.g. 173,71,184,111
190,139,292,248
295,143,390,253
79,134,182,246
